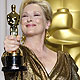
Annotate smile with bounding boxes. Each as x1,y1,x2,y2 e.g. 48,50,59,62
26,24,36,27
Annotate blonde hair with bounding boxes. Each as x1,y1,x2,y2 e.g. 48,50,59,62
19,0,53,23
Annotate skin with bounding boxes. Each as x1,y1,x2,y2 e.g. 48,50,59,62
4,4,57,74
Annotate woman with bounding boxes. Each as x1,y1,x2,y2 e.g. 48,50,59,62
2,0,79,80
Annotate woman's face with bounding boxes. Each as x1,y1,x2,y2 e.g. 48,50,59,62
21,4,50,36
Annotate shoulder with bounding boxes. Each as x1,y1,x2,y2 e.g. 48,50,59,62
58,51,79,79
58,50,77,66
58,50,74,61
57,50,79,72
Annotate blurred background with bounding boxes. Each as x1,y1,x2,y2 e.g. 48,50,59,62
46,0,80,76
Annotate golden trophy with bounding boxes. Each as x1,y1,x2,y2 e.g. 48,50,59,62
2,4,27,72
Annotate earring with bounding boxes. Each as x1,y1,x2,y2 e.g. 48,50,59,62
21,33,26,44
45,29,50,38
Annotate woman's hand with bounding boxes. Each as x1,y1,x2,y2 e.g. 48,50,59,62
4,35,20,53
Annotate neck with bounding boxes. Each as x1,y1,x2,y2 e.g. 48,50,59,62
24,32,46,52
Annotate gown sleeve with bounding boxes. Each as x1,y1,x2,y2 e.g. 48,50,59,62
66,53,80,80
70,55,80,79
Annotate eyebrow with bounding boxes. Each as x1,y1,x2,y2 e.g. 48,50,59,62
23,11,42,14
22,12,28,14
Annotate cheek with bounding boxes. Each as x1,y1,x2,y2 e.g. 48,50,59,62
21,22,27,33
36,18,45,27
21,18,27,25
36,18,42,24
36,18,47,30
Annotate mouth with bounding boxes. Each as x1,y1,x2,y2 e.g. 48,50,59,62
26,24,36,27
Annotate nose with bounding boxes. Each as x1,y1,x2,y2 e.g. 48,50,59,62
27,16,33,22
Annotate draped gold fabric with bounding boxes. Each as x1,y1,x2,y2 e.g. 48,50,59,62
2,45,79,80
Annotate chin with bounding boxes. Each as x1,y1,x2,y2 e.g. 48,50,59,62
25,32,36,37
23,30,44,37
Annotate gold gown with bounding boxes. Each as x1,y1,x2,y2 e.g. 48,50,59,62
1,45,79,80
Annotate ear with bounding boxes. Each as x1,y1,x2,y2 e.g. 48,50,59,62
46,20,51,30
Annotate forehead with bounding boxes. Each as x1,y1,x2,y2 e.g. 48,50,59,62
23,4,43,13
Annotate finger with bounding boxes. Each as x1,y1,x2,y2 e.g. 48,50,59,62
7,35,16,40
4,37,20,46
7,41,20,46
17,35,20,42
10,45,19,52
5,45,19,52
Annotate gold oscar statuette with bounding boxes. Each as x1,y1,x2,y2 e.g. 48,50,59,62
2,4,27,72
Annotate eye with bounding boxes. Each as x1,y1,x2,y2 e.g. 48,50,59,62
34,14,40,16
22,15,28,18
